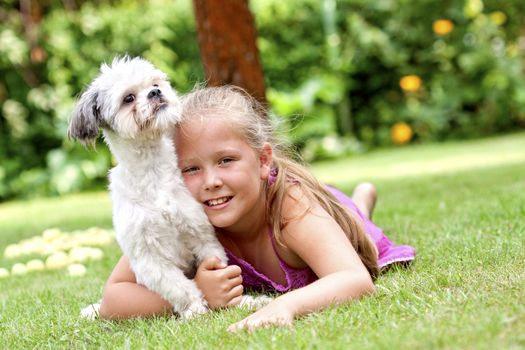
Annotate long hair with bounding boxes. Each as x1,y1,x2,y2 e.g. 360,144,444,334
180,85,379,279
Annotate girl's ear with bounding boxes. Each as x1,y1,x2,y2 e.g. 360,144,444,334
259,142,273,180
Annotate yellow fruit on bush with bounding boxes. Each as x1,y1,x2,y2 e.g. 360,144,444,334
399,75,422,92
391,122,413,145
433,19,454,35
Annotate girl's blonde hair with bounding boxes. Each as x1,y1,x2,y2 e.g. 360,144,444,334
181,85,379,279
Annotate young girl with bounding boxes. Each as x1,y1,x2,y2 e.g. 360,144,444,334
99,85,415,331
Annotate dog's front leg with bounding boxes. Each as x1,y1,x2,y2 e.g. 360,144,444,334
189,226,228,266
131,258,208,319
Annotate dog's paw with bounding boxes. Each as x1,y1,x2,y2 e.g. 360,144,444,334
179,301,208,320
80,303,101,320
238,295,273,310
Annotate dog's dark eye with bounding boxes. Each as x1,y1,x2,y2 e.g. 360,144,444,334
123,94,135,104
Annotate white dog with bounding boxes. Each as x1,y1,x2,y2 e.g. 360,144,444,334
69,57,269,319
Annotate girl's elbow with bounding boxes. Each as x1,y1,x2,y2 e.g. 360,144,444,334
99,287,120,320
353,273,376,297
98,298,114,320
342,270,376,298
362,277,376,296
100,305,118,320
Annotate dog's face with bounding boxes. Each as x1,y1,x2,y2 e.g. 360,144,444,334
68,56,181,145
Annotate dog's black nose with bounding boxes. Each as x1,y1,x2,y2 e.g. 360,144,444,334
147,88,162,99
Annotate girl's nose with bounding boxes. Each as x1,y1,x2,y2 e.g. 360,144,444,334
203,170,223,191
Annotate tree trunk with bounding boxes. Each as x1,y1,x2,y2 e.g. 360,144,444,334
193,0,267,104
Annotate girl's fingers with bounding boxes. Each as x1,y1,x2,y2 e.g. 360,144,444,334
228,314,293,332
229,284,244,298
227,320,246,333
228,275,243,289
226,295,243,307
199,256,226,271
222,285,243,308
227,319,268,333
224,265,242,279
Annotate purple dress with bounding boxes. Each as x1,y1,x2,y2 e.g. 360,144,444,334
224,172,416,292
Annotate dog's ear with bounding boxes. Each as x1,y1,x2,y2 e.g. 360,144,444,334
68,87,101,147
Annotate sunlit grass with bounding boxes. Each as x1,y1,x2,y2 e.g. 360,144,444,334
310,132,525,185
0,192,112,245
0,133,524,349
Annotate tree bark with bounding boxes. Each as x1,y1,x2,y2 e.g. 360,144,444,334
193,0,267,104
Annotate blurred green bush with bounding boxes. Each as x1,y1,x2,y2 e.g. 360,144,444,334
0,0,524,200
262,0,525,157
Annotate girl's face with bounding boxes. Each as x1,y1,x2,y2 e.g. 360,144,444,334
174,116,272,234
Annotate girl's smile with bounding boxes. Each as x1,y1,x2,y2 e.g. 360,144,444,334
204,196,233,208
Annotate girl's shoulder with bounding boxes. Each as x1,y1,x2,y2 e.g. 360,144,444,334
280,183,311,218
278,184,338,258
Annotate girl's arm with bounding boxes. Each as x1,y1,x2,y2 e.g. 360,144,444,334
228,186,375,332
99,255,243,319
99,255,173,319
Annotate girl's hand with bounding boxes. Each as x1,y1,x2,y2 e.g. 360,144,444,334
194,257,244,309
227,300,294,332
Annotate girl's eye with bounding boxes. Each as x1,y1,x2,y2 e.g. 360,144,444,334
219,158,234,165
123,94,135,103
182,166,199,175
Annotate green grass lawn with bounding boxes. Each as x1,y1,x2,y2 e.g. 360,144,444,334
1,133,524,349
